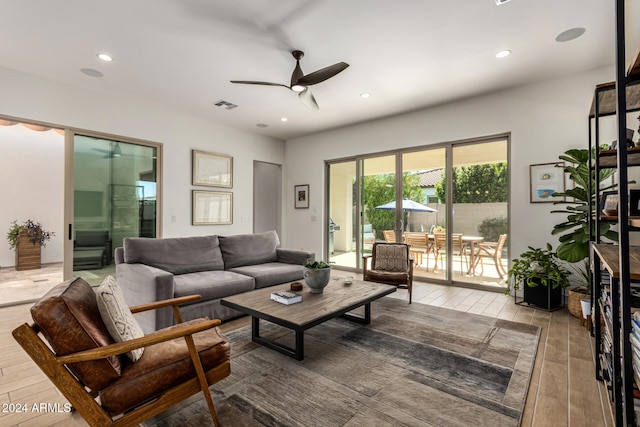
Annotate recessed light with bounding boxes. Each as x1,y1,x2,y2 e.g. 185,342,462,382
280,117,288,122
555,27,586,42
80,68,104,78
256,123,268,128
360,93,371,98
495,50,511,58
97,53,113,62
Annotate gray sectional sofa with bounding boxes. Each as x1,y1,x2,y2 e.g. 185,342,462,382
114,230,314,333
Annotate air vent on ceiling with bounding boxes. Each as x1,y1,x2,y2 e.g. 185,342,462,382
212,100,238,110
495,0,512,4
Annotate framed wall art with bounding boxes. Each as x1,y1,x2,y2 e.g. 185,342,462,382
192,150,233,188
529,162,565,203
600,191,619,217
192,190,233,225
294,184,309,209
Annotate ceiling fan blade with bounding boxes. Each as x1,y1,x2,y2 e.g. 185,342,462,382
230,80,289,89
298,88,319,111
296,62,349,86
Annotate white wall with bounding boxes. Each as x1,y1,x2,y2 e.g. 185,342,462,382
282,66,615,263
0,126,64,267
0,67,286,267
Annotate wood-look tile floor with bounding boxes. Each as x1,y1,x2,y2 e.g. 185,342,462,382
0,270,614,426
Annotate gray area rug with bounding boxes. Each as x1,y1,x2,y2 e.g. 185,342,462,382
146,297,540,427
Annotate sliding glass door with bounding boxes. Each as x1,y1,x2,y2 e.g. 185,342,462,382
327,136,509,289
73,134,159,284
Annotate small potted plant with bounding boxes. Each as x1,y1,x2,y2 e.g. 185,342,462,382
7,219,55,270
302,258,332,294
505,243,570,310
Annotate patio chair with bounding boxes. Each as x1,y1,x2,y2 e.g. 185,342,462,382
404,233,431,268
383,230,397,242
432,232,468,274
472,234,508,278
363,242,413,303
12,277,230,427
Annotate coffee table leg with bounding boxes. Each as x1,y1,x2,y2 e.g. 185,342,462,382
250,316,305,361
342,302,372,324
252,316,260,340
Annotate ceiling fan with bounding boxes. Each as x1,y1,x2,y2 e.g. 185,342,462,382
231,50,349,111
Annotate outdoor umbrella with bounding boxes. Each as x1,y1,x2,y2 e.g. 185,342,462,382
375,198,437,231
374,198,437,212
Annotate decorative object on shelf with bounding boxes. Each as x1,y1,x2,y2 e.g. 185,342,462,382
505,244,570,311
600,191,619,216
529,162,565,203
192,190,233,225
6,219,55,271
192,150,233,188
302,258,331,293
294,184,309,209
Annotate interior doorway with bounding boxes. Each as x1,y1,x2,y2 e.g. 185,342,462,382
253,161,282,236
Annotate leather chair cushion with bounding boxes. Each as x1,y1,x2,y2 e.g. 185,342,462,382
100,321,230,416
365,270,409,286
30,277,122,391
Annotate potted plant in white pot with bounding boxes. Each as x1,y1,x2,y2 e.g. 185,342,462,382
506,244,571,311
302,259,332,293
7,219,55,271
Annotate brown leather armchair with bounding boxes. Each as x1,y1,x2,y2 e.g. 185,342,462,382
12,277,230,426
363,242,413,303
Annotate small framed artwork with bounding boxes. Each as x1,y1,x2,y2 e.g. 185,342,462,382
600,191,618,217
192,150,233,188
192,190,233,225
294,184,309,209
529,162,565,203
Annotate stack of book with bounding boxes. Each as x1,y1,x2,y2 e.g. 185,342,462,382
270,291,302,305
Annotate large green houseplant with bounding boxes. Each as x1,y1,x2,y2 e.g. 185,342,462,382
550,148,617,263
506,244,570,310
550,148,619,315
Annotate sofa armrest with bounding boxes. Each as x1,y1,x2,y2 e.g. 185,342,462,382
276,248,316,265
116,263,175,334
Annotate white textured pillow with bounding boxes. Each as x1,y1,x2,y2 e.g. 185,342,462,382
96,275,145,362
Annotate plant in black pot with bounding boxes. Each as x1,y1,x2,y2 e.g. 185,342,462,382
505,244,571,311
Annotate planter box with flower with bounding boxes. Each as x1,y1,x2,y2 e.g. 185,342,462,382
7,220,55,271
506,244,570,311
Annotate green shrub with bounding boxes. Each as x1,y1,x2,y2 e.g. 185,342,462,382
477,216,508,242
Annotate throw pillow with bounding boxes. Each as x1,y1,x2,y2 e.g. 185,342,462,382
96,275,145,362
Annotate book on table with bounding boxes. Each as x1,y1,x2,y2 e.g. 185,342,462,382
270,291,302,305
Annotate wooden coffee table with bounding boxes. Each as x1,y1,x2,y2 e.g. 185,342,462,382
220,279,396,360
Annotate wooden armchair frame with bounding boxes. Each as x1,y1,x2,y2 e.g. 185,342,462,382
12,294,230,427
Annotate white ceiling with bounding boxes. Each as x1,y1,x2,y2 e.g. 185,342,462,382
0,0,620,141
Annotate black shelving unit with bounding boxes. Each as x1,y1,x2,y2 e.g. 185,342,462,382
590,1,640,425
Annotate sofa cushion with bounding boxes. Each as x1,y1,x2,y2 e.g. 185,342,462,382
100,322,230,416
123,236,224,274
219,230,279,269
96,276,145,362
173,270,255,302
228,262,304,289
30,277,121,391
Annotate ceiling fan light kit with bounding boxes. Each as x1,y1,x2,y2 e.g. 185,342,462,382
231,50,349,111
